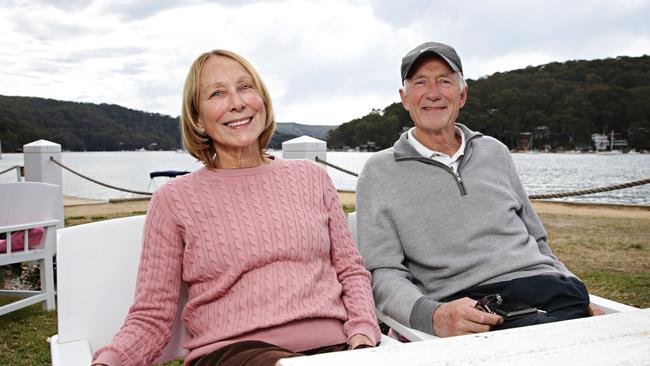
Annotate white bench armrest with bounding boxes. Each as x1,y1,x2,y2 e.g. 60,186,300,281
376,309,437,341
589,294,638,313
49,335,92,366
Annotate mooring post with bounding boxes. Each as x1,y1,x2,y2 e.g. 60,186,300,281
281,135,327,162
23,140,64,228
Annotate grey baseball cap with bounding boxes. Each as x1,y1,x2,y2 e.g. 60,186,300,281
401,42,463,83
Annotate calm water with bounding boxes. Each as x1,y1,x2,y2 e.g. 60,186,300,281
1,151,649,205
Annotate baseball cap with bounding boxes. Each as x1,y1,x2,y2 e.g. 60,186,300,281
401,42,463,83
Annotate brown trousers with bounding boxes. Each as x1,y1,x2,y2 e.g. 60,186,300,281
192,340,348,366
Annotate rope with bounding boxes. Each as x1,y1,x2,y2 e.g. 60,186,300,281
0,165,22,176
46,155,649,200
50,157,153,196
528,178,650,199
314,157,650,200
315,156,359,177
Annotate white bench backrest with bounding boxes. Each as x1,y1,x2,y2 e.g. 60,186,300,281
0,182,59,315
56,215,188,362
0,182,59,226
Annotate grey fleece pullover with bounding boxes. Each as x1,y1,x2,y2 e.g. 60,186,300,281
356,124,575,335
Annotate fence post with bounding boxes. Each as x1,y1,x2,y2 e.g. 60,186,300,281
281,135,327,161
23,140,64,228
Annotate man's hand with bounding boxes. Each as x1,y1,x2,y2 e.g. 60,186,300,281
587,302,605,316
433,297,504,337
348,333,375,349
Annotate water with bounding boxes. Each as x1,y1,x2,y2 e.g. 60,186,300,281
1,151,649,205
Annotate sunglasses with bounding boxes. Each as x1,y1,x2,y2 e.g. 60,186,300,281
474,294,503,313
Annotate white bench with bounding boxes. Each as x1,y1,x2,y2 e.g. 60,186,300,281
346,212,638,341
278,308,650,366
49,216,187,365
0,182,59,316
49,215,398,365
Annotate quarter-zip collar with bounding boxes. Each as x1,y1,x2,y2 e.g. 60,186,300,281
394,123,482,161
393,123,483,196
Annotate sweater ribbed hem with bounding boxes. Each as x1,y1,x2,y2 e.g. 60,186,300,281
184,318,347,365
347,323,381,346
92,349,122,366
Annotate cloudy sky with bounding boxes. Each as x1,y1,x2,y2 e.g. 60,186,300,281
1,0,648,125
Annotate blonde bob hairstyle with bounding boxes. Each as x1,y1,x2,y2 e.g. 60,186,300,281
180,49,276,169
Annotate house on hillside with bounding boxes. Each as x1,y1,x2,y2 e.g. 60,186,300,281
592,132,628,152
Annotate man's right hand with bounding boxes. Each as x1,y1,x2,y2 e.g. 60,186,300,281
433,297,504,337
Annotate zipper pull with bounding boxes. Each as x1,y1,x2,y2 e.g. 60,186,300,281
454,169,462,183
454,170,467,196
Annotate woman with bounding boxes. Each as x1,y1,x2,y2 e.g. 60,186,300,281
92,50,380,366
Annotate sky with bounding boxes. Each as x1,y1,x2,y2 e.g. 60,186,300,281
1,0,649,125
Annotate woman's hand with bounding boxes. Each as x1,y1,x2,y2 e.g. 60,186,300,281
348,333,375,350
587,303,605,316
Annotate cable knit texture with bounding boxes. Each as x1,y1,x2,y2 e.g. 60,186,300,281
92,158,380,366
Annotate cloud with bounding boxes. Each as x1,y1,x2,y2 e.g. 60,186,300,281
56,47,148,63
19,0,92,11
369,0,435,28
89,0,276,21
0,0,649,125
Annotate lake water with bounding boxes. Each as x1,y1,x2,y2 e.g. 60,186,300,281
1,151,649,205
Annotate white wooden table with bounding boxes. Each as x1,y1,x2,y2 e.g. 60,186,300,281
279,308,650,366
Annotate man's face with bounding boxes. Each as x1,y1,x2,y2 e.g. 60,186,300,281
399,56,467,135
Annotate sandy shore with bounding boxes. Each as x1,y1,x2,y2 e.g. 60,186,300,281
64,193,650,219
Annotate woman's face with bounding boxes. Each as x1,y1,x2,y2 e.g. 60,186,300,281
197,55,267,158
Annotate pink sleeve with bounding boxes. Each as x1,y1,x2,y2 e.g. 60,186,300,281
92,191,185,366
321,168,381,345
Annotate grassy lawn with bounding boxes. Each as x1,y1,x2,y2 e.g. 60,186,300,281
1,206,648,365
541,213,650,308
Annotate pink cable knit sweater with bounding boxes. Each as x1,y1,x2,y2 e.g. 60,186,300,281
93,158,380,366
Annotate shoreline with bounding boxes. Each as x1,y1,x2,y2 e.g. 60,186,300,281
64,193,650,220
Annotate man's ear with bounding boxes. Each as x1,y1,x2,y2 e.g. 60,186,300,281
459,84,468,109
399,87,410,111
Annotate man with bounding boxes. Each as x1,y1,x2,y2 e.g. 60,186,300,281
356,41,603,337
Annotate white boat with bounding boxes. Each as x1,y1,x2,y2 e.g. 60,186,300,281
596,130,623,155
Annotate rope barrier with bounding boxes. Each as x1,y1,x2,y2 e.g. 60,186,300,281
527,178,650,199
315,157,359,177
314,157,650,200
0,165,22,177
50,157,153,196
46,155,648,201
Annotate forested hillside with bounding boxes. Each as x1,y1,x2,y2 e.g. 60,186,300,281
327,55,650,151
0,96,333,152
0,96,180,152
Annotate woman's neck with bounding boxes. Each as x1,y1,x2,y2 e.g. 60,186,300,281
214,146,269,169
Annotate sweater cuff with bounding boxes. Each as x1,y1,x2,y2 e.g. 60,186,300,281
348,323,381,346
92,349,122,366
409,296,441,335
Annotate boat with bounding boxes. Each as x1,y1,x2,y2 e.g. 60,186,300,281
147,170,190,191
149,170,190,179
596,130,623,155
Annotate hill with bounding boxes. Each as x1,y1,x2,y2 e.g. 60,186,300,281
327,55,650,151
0,96,332,152
274,122,333,141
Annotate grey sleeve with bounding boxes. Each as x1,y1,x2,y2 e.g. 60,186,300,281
356,162,440,335
504,150,575,278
